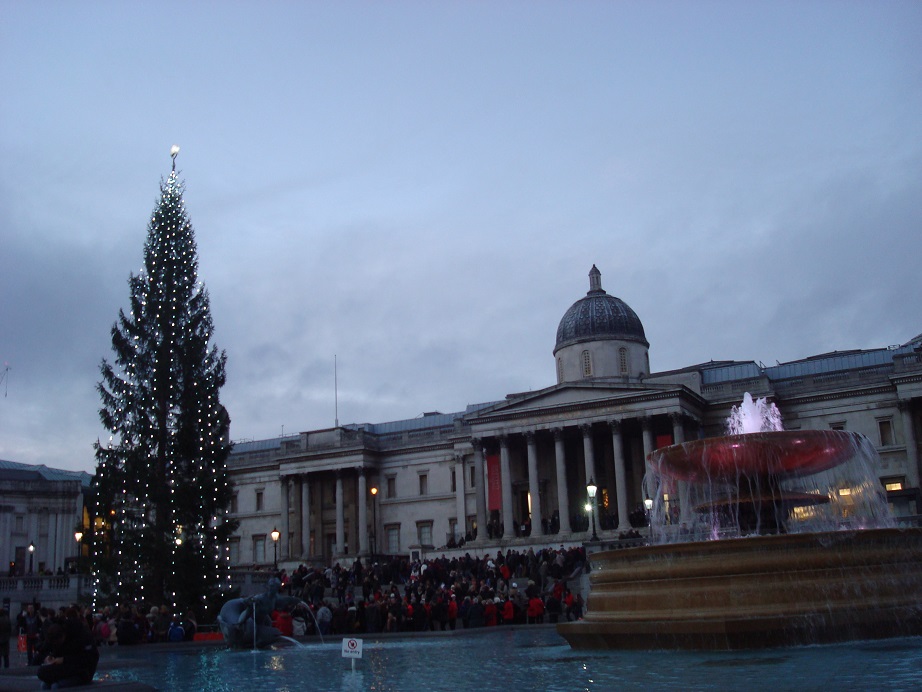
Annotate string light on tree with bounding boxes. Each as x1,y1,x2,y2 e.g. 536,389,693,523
92,145,237,615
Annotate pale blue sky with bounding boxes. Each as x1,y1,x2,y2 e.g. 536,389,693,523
1,2,920,471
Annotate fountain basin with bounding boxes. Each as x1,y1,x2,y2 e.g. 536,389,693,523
557,528,922,649
651,430,859,482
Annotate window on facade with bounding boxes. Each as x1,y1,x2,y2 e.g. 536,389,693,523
419,473,428,496
230,494,238,514
228,538,240,564
557,357,563,383
254,536,266,564
830,422,846,431
878,419,895,446
619,347,628,374
581,350,592,377
386,476,397,499
417,521,433,546
386,525,400,554
449,518,458,539
470,465,476,488
15,515,24,533
450,469,456,493
255,490,264,512
882,476,905,492
467,515,477,537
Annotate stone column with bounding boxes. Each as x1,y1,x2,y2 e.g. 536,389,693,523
472,439,487,539
526,432,543,537
454,454,466,540
672,412,693,524
293,475,303,559
500,436,514,537
641,417,655,505
357,468,369,556
335,471,345,556
280,477,291,560
610,420,631,530
301,475,311,557
900,399,921,489
582,424,596,533
553,428,571,534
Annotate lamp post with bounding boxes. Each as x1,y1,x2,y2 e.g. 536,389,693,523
270,527,280,570
28,541,35,574
369,486,378,562
74,531,83,574
586,478,599,541
644,494,654,527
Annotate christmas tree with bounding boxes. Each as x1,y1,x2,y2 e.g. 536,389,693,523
93,147,236,612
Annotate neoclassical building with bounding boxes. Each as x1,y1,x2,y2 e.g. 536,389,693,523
226,266,922,568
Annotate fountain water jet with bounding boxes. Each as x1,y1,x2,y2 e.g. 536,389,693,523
558,394,922,649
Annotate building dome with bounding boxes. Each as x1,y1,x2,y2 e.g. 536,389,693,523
555,265,648,352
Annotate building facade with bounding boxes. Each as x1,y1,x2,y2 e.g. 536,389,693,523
225,266,922,569
0,459,91,577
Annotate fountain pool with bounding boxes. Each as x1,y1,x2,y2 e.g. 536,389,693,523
91,628,922,691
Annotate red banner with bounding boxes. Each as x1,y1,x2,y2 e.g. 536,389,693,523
487,453,502,511
655,434,673,450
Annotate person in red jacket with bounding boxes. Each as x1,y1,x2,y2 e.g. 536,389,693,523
447,595,458,630
484,598,497,627
526,595,545,624
502,597,516,625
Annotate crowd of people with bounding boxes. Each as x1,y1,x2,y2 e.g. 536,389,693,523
5,604,99,688
271,545,588,636
0,544,589,683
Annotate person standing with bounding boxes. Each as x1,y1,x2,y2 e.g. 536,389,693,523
0,605,12,668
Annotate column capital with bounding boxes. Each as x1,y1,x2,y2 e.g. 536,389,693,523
499,435,510,449
525,430,537,444
552,427,565,441
580,423,593,436
608,419,623,433
641,416,653,431
470,436,482,448
670,411,683,424
899,398,916,413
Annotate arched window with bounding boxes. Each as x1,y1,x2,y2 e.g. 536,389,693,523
582,350,592,377
619,347,629,374
557,357,564,383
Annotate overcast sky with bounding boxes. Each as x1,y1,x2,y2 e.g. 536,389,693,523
1,2,920,473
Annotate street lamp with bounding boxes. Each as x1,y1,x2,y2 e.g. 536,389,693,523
74,531,83,574
369,486,378,562
28,541,35,574
586,478,599,541
644,494,654,527
270,527,280,570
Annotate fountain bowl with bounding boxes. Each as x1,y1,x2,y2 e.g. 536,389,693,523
557,527,922,649
651,429,859,482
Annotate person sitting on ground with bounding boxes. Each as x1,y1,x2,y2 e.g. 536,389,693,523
36,610,99,690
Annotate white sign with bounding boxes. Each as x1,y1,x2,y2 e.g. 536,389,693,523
341,637,363,659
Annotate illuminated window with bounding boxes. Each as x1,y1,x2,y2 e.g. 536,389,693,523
582,350,592,377
882,476,905,492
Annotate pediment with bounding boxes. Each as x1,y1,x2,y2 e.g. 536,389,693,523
466,380,685,423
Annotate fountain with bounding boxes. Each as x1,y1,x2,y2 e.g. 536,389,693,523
557,394,922,649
